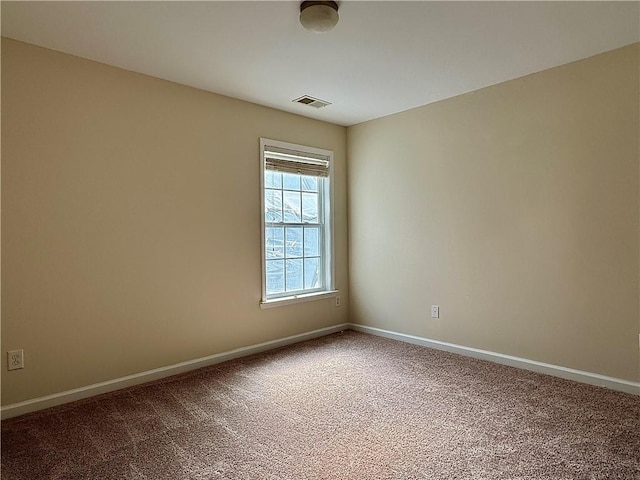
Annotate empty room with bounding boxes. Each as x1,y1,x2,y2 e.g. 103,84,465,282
1,1,639,479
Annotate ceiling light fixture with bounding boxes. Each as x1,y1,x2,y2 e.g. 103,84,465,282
299,1,339,33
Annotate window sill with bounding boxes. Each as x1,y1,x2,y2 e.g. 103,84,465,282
260,290,338,309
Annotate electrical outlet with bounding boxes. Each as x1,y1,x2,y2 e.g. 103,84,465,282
431,305,440,319
335,296,342,307
7,350,24,371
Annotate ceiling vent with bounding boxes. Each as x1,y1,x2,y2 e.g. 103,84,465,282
293,95,332,109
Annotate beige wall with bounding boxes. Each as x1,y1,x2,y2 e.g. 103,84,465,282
348,44,640,383
1,38,348,405
3,37,639,408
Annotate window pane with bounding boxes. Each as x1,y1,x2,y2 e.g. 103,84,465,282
301,176,318,192
283,173,300,191
265,171,282,189
283,191,301,223
303,226,320,257
266,260,285,294
286,259,303,291
265,189,282,223
266,227,284,259
286,226,303,258
304,257,321,289
302,192,318,223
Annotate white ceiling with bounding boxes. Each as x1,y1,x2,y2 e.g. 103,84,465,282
2,1,639,126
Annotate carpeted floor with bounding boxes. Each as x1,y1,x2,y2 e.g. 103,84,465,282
1,330,639,479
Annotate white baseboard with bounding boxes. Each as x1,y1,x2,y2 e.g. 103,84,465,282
349,324,640,396
1,323,350,420
4,322,636,419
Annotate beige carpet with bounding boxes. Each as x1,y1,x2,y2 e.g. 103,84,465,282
2,330,639,479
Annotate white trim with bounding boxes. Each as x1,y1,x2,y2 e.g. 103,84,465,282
260,138,267,302
326,147,335,292
348,324,640,396
1,323,350,420
5,322,635,420
260,290,338,309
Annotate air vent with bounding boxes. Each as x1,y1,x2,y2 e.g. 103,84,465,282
292,95,332,109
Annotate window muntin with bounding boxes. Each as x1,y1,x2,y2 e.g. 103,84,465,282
261,139,333,303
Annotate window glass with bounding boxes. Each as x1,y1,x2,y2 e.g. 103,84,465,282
285,227,303,258
265,171,282,189
301,176,318,192
285,259,304,291
266,260,285,295
283,191,302,223
302,192,318,223
265,227,284,259
304,258,321,289
303,226,320,257
283,173,301,191
265,189,283,223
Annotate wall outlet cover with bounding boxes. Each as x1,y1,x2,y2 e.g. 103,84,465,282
7,350,24,371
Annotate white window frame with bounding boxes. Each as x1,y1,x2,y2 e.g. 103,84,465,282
260,138,336,308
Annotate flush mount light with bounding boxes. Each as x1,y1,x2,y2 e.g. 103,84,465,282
299,1,339,33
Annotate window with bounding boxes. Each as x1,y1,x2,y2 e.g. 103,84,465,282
260,138,334,306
